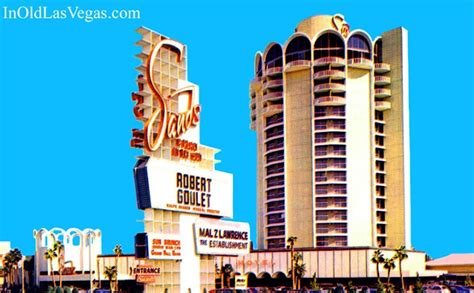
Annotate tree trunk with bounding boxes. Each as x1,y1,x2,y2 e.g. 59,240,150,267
58,260,63,288
115,257,119,292
290,248,295,290
387,268,391,290
376,263,380,282
399,260,405,292
50,259,56,288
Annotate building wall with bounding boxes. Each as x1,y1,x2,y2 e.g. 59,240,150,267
382,27,411,249
346,68,373,247
285,69,314,248
217,248,442,279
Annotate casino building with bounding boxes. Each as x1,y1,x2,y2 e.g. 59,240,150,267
250,14,411,250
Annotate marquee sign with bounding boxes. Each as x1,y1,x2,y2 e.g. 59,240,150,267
194,218,250,255
131,38,201,153
135,158,233,218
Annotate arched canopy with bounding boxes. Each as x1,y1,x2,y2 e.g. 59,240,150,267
255,53,263,77
257,272,272,279
374,38,383,63
264,43,283,69
348,33,372,60
272,271,288,279
285,35,311,64
314,31,345,59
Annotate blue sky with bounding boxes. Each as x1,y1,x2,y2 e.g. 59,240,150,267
0,0,473,258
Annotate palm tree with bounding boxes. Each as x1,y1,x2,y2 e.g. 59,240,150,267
2,252,13,289
371,249,385,284
394,245,408,292
287,236,298,290
310,272,320,290
104,266,117,292
293,253,306,289
53,241,64,289
383,257,396,291
44,248,58,288
113,244,123,292
7,248,23,287
223,264,233,288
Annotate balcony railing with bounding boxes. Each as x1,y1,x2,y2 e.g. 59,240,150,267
314,56,345,67
314,83,345,93
314,96,345,106
263,79,284,90
375,88,392,98
348,58,372,69
375,101,391,111
314,138,346,145
263,91,283,102
313,70,345,80
265,66,283,76
285,60,311,72
375,76,391,85
262,104,284,117
375,63,391,73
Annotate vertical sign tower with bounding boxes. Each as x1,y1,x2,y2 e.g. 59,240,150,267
131,27,250,292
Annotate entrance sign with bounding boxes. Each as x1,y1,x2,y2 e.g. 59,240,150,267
147,233,182,260
194,218,250,255
134,265,161,284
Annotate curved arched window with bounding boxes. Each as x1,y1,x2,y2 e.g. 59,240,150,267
374,39,383,63
285,36,311,64
314,33,345,59
265,44,283,70
348,34,371,60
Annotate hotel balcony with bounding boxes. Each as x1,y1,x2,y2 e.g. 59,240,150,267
348,58,373,69
266,172,285,181
250,89,256,98
285,60,311,72
263,91,283,102
265,141,284,153
267,219,285,226
250,76,262,87
315,216,347,223
315,164,346,171
265,129,284,140
313,70,345,80
314,96,345,106
315,151,346,159
375,63,391,73
262,104,284,117
314,124,346,132
264,123,284,132
263,79,284,91
315,203,347,210
375,76,391,86
265,66,283,76
266,154,284,165
375,88,392,98
316,228,347,236
314,137,346,145
375,101,391,111
250,98,256,109
314,83,345,93
314,56,345,67
250,120,256,130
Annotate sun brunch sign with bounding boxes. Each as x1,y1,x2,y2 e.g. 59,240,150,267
131,38,202,159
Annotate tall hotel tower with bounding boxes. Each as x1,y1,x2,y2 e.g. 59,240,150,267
250,15,411,250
